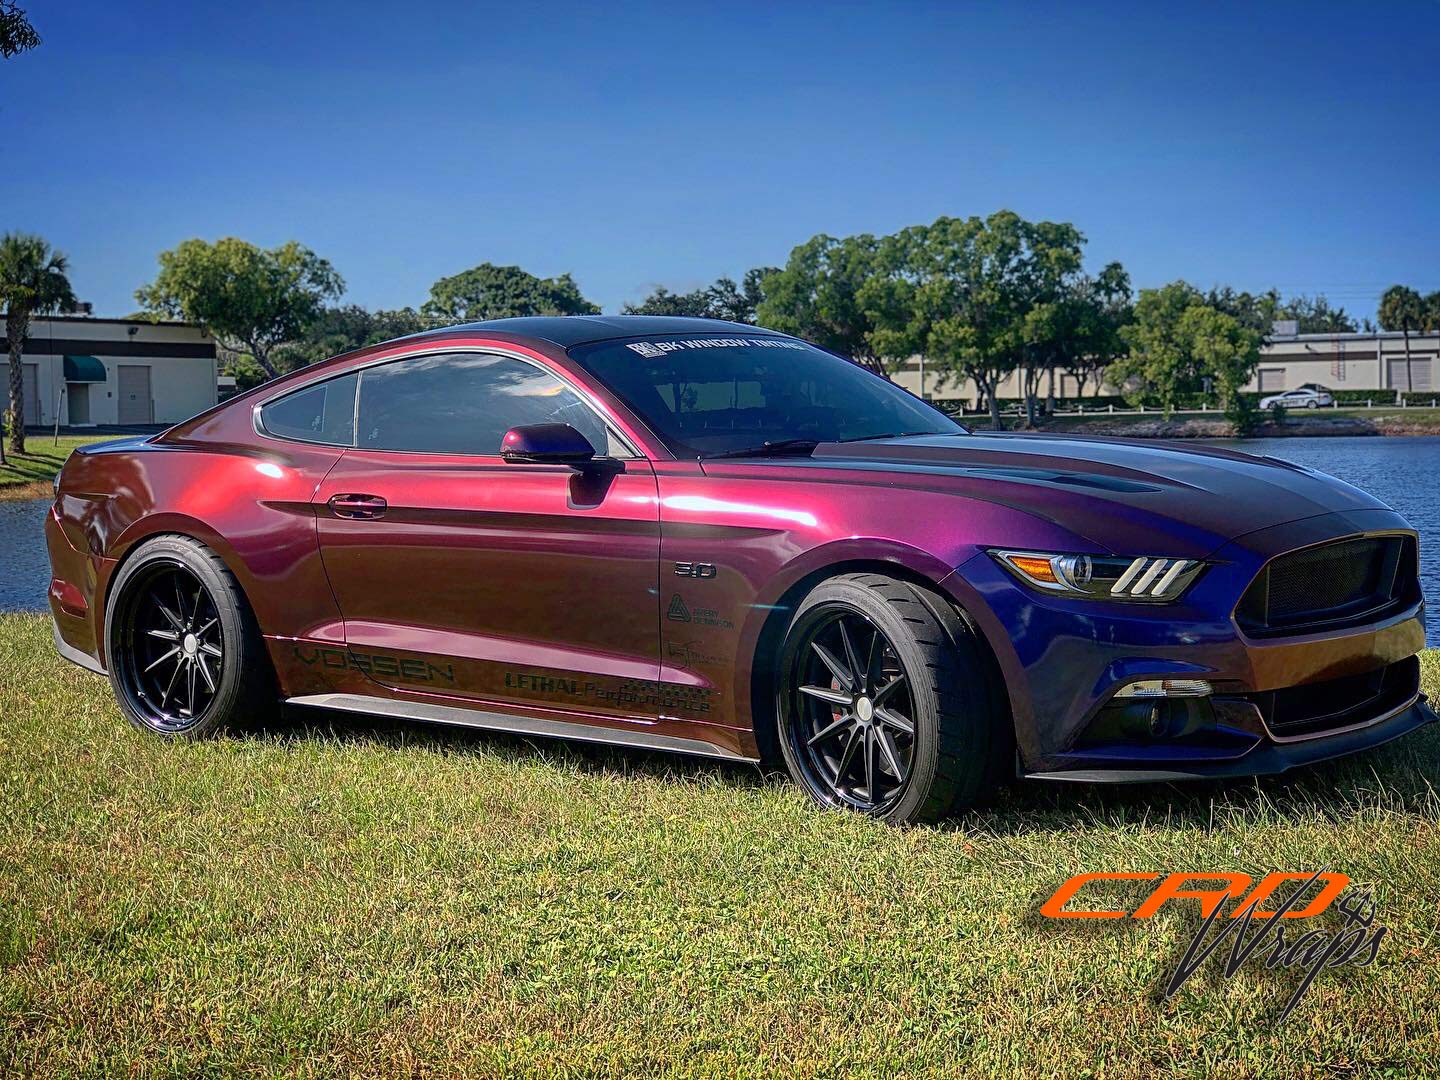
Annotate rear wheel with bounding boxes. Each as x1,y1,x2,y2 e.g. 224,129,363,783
105,536,277,738
775,573,1010,824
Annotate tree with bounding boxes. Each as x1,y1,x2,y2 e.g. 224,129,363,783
1059,263,1132,401
272,305,434,374
1178,304,1261,430
136,239,344,380
1282,294,1358,334
757,234,890,376
421,263,598,323
1,233,75,456
1013,220,1086,425
1378,285,1425,393
0,1,39,58
626,267,777,323
864,212,1042,430
1112,282,1206,416
1425,292,1440,346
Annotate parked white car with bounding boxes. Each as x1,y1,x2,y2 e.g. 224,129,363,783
1260,387,1335,410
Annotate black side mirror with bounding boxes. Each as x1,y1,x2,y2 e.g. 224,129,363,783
501,423,597,466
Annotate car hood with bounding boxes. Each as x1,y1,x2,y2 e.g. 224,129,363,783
804,432,1392,558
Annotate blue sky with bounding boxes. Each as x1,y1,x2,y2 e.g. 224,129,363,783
5,1,1438,321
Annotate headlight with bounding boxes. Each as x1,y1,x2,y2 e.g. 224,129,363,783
991,550,1204,602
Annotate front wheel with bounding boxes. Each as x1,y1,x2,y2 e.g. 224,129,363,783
775,573,1010,824
1306,400,1318,409
105,535,277,738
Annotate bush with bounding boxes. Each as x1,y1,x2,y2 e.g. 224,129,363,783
1226,394,1261,437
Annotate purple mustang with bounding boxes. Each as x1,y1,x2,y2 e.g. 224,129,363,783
48,316,1432,823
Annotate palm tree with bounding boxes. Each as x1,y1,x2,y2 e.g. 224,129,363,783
1,233,76,457
1377,285,1424,397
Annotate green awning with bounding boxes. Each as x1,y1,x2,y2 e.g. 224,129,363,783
63,355,106,382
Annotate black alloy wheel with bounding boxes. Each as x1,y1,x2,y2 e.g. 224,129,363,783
787,608,916,812
776,573,1011,825
106,535,277,738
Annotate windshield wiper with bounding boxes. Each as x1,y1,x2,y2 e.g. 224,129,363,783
702,439,821,460
837,430,943,443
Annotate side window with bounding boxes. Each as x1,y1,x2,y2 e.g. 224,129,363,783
260,373,358,445
354,352,620,456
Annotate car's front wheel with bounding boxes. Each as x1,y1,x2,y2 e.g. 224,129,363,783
105,535,277,738
775,573,1010,824
1306,400,1318,409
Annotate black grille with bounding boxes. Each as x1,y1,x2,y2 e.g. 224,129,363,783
1236,535,1418,635
1245,655,1420,739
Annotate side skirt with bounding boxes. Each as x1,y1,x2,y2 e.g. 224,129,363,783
284,692,758,763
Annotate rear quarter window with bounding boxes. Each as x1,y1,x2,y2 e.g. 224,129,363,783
259,373,358,445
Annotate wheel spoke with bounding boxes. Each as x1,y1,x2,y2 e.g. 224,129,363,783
864,628,884,692
185,660,197,714
876,706,914,735
144,646,181,673
833,726,861,783
196,654,217,693
873,673,907,707
877,728,905,778
159,658,183,706
837,619,863,689
199,641,222,659
147,628,180,642
194,617,217,638
154,599,184,632
799,684,852,707
810,641,854,691
863,728,877,800
806,713,852,747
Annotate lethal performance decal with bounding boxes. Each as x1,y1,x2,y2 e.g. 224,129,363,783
625,338,809,358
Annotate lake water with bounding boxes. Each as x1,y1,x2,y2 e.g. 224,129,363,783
2,436,1437,641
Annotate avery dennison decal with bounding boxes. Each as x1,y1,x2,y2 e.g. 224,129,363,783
293,645,455,683
504,670,715,715
625,337,808,358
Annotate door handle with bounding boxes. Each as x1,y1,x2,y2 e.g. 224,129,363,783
328,493,387,519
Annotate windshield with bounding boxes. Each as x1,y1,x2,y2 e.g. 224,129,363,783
567,334,965,457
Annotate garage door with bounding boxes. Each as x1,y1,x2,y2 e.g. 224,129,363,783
117,365,153,424
0,362,41,425
1258,368,1285,392
1387,357,1433,393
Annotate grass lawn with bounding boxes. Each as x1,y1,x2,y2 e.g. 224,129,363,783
0,436,107,500
2,611,1438,1076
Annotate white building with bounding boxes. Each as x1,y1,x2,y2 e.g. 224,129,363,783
0,315,217,428
889,328,1440,404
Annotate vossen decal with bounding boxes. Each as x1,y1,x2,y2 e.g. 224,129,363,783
293,645,455,683
504,670,715,715
625,338,809,358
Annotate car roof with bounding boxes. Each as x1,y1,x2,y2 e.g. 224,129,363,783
406,315,790,349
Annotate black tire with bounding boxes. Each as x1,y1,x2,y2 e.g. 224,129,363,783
104,535,277,738
1306,400,1318,409
775,572,1010,824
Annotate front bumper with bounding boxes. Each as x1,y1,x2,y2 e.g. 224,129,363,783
1024,697,1436,782
944,507,1433,781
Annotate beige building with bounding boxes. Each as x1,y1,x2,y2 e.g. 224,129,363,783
0,315,217,428
890,329,1440,404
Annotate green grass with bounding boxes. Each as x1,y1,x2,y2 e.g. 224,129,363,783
0,437,104,498
2,612,1438,1077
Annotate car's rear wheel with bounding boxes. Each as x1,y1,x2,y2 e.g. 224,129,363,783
105,536,276,738
775,573,1010,824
